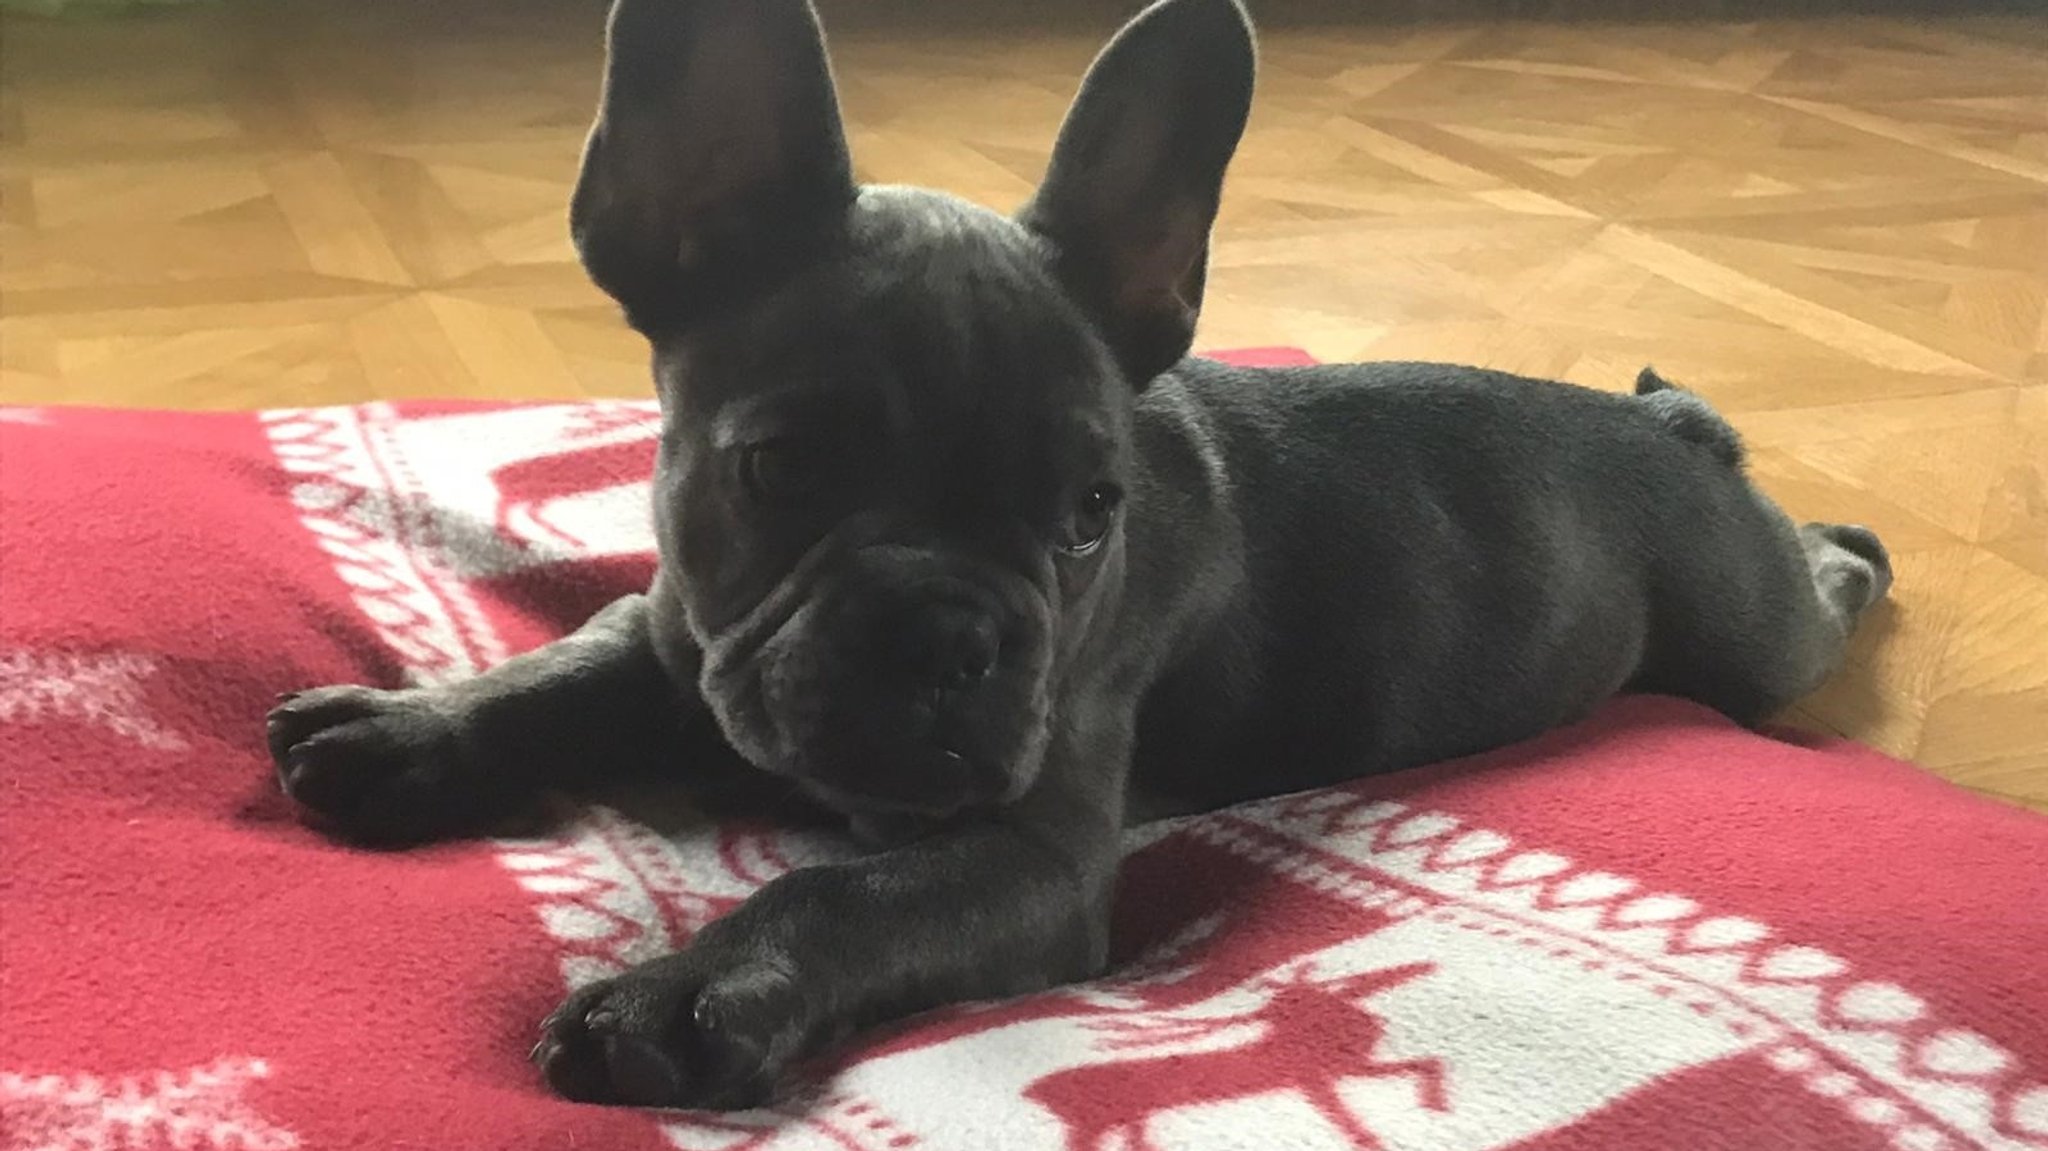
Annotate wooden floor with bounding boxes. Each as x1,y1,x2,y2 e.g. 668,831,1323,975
2,1,2044,810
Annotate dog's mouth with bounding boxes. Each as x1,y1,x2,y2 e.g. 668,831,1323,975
789,745,1004,819
694,540,1060,821
703,633,1046,820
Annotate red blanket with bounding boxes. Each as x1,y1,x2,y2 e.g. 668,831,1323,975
4,348,2046,1151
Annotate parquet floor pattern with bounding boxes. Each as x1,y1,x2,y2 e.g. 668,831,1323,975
2,1,2043,809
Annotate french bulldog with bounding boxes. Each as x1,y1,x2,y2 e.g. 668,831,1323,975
266,0,1893,1111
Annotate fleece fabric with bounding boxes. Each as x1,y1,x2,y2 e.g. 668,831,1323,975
3,348,2045,1151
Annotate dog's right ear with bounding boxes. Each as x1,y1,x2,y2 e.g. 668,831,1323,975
571,0,856,332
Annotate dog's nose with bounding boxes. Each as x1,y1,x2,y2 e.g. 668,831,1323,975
900,604,1001,687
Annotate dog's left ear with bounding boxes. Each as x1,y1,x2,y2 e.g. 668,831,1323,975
1020,0,1256,386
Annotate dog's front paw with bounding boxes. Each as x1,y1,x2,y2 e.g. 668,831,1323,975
266,685,498,845
533,949,810,1110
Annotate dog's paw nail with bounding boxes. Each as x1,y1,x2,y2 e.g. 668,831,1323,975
275,690,303,703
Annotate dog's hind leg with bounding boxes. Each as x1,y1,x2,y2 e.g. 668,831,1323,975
1631,424,1894,727
1623,367,1891,724
1673,510,1893,727
1780,520,1893,693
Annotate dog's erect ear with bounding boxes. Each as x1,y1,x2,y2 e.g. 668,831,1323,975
1020,0,1255,385
571,0,856,331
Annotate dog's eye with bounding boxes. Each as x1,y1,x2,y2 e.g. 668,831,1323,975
1059,483,1122,555
737,440,822,507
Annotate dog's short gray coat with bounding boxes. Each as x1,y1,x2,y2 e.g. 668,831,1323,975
267,0,1892,1109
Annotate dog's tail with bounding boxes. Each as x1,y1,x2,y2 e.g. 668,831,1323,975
1633,366,1745,469
1633,366,1679,395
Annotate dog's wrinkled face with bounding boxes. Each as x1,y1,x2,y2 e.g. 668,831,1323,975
656,191,1133,816
569,0,1256,817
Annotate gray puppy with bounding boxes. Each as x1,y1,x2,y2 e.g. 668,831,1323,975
266,0,1892,1110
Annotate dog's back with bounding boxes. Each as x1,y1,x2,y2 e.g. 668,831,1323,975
1126,359,1846,814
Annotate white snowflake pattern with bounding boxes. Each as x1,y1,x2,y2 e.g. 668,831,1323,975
0,1057,298,1151
0,648,185,751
